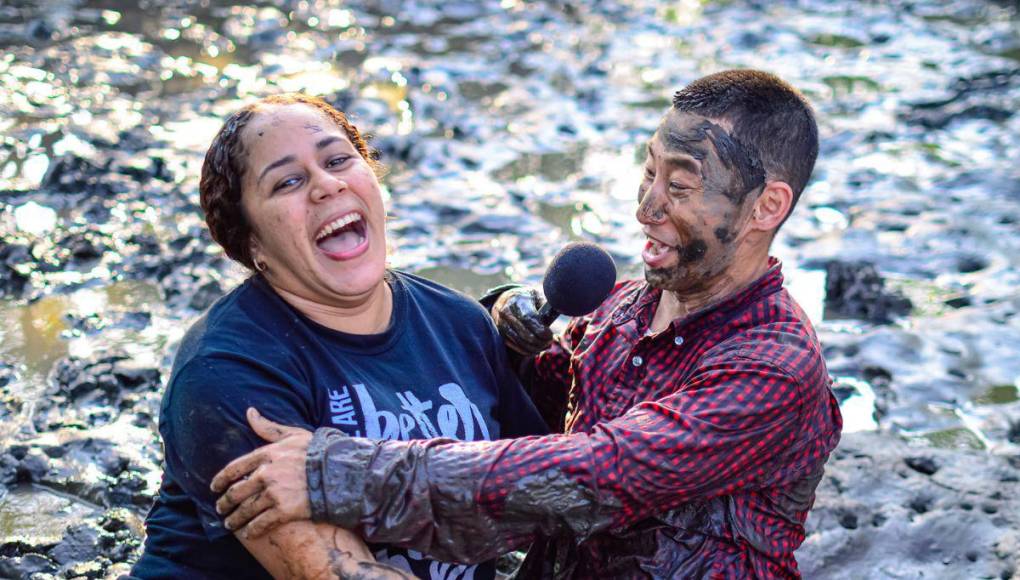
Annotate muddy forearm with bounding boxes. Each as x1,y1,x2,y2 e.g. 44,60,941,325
241,521,414,580
306,428,621,563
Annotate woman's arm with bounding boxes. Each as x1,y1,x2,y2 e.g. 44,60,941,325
239,521,415,580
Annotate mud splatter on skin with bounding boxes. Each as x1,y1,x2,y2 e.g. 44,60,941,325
663,119,765,205
714,226,737,243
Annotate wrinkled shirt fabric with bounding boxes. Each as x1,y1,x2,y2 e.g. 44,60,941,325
306,259,843,579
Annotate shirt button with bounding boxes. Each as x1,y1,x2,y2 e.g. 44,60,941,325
674,336,685,346
631,355,644,367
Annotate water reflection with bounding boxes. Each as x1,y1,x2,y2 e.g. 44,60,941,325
0,484,97,542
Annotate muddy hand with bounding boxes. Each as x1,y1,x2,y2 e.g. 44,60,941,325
210,408,313,538
491,287,554,356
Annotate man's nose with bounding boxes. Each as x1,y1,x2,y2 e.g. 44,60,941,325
636,184,666,225
309,167,347,203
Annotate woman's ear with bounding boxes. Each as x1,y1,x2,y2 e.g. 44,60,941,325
751,181,794,232
250,240,268,272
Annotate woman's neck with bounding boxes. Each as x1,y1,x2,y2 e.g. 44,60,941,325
268,278,393,335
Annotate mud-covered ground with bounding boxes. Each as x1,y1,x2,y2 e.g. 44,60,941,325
1,0,1018,578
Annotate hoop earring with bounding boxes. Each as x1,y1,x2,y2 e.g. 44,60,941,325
253,259,267,273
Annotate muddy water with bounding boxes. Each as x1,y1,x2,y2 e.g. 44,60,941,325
1,0,1019,575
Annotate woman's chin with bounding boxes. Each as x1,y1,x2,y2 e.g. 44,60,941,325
317,251,387,296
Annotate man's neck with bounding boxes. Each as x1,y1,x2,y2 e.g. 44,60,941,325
270,279,394,335
649,255,771,334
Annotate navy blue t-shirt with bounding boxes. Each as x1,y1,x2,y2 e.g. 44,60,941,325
132,271,547,579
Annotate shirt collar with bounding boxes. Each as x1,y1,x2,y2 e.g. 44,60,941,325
612,257,785,332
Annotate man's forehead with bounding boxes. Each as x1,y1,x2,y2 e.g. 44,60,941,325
648,113,723,164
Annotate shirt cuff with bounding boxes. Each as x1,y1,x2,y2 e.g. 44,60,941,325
307,427,347,522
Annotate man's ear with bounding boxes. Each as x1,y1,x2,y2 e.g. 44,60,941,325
750,181,794,233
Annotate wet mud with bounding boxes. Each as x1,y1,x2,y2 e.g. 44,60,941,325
1,0,1019,577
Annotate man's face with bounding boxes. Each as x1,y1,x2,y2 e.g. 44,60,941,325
637,110,765,294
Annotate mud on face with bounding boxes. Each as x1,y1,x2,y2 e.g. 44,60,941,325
637,111,764,294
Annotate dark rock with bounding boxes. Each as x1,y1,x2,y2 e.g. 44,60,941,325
25,19,55,42
39,355,162,429
945,295,973,308
0,454,18,485
1008,421,1020,444
16,451,50,482
48,522,109,565
189,280,224,311
957,254,989,274
905,456,940,475
824,261,913,323
0,553,57,578
0,241,33,297
40,154,113,196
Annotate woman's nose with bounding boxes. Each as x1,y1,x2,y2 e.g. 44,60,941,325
309,168,347,203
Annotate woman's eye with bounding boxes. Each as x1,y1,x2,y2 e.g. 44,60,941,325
273,176,302,192
327,156,350,168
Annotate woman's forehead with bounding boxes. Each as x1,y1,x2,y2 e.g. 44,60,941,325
247,103,339,136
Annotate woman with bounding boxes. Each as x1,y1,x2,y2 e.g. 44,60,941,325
131,94,547,579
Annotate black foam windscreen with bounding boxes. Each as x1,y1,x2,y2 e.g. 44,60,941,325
542,242,617,317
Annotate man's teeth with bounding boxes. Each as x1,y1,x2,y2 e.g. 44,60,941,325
647,238,671,256
316,213,362,241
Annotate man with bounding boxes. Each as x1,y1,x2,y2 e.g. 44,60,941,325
211,69,843,578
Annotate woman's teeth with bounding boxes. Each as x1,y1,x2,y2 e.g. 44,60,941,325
316,212,362,242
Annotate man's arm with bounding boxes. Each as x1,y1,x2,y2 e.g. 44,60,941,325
239,521,414,580
213,352,834,564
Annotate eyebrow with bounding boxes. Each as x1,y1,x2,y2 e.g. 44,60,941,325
257,155,296,185
316,136,344,150
648,143,700,175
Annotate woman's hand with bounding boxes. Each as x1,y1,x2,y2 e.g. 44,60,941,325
211,408,313,538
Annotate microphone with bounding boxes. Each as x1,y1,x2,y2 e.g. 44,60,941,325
537,242,617,326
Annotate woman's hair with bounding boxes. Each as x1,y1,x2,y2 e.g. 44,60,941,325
199,93,377,270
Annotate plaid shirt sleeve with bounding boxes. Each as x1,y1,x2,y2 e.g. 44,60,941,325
306,348,816,563
478,350,809,526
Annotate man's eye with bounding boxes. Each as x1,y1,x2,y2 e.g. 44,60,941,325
669,181,692,193
643,168,655,180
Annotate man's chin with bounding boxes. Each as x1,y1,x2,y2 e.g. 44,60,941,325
644,265,677,290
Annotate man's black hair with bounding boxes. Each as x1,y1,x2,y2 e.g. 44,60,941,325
672,69,819,216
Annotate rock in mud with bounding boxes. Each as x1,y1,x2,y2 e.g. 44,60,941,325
824,261,912,323
0,509,142,580
0,241,33,298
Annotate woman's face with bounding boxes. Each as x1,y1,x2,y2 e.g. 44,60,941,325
240,104,387,305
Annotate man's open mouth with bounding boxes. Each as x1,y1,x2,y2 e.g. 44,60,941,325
645,237,672,258
315,212,367,257
642,234,677,268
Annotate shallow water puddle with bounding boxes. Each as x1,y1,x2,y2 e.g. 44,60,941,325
0,280,166,396
0,484,98,543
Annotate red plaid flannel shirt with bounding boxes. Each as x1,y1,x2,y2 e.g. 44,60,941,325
492,258,842,578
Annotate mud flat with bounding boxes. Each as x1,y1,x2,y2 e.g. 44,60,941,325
1,0,1019,577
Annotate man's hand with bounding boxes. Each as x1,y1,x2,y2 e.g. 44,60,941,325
211,408,313,538
491,287,554,356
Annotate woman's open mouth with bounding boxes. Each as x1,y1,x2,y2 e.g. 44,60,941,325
315,211,369,260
